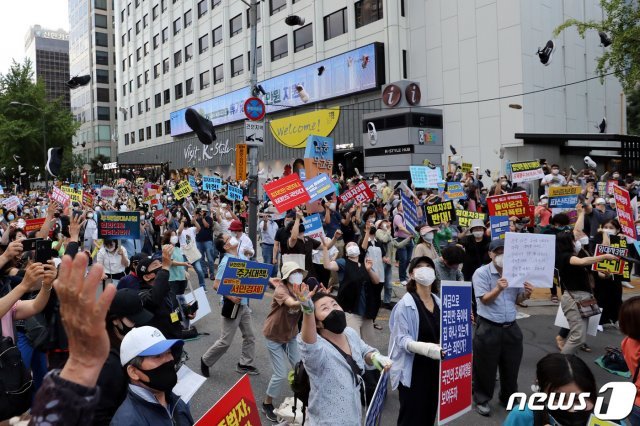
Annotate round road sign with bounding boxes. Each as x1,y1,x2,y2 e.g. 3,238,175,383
243,97,266,121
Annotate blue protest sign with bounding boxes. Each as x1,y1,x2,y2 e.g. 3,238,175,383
303,213,324,240
202,176,222,191
365,370,388,426
188,175,198,192
410,166,442,189
490,216,509,240
227,185,243,201
304,135,334,179
401,192,420,235
97,211,141,240
303,173,335,202
549,195,579,209
217,258,274,300
442,182,467,200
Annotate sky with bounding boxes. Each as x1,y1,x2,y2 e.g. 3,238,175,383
0,0,69,75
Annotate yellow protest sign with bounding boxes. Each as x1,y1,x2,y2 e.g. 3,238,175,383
461,163,473,173
91,239,103,258
548,186,582,197
61,186,82,203
588,414,620,426
172,180,193,200
270,108,340,148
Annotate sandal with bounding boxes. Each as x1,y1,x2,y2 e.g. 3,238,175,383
555,336,565,351
373,323,383,331
551,296,559,303
517,302,528,308
579,343,592,353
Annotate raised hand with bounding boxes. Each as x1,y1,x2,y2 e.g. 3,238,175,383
293,283,314,314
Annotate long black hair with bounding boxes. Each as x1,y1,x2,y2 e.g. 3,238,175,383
554,231,575,264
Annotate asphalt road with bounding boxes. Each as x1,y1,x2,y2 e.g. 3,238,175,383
181,276,631,426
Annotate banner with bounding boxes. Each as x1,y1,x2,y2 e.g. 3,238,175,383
99,186,116,200
365,371,389,426
270,108,341,148
51,187,70,205
173,180,193,201
235,144,247,181
548,186,581,209
592,244,628,275
439,281,473,425
202,176,222,191
487,191,529,217
510,160,544,183
303,214,325,241
82,191,93,207
338,181,374,204
97,211,141,240
24,218,46,233
303,173,335,202
489,216,509,240
153,209,167,225
457,211,486,228
410,166,442,189
263,174,310,213
195,374,261,426
303,135,334,179
217,258,274,299
2,196,21,211
425,201,457,226
227,185,243,202
613,185,637,240
503,232,555,287
401,192,420,235
61,186,82,203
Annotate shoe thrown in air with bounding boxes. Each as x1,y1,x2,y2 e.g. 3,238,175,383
536,40,555,66
45,147,63,177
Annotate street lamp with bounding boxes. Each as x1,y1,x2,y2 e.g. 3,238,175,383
8,101,47,191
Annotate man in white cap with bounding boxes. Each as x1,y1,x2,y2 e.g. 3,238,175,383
585,197,617,245
111,326,192,426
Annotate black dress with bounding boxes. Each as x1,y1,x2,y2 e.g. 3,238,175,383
398,292,441,426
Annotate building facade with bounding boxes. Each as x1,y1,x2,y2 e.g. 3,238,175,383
69,0,119,162
25,25,71,110
116,0,625,180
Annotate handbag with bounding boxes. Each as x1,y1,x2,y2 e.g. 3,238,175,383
567,290,602,319
22,314,50,352
0,332,33,420
602,347,629,372
221,298,240,319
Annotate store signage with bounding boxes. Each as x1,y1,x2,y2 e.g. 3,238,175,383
170,43,381,136
103,162,118,170
270,108,341,148
183,139,234,164
365,144,414,156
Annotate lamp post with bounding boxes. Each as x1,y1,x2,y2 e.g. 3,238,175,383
8,101,47,191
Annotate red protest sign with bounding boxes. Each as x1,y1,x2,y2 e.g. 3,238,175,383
263,174,310,213
82,191,93,207
338,181,374,204
24,218,46,233
613,185,636,240
153,209,167,225
487,191,529,217
195,374,261,426
51,187,70,206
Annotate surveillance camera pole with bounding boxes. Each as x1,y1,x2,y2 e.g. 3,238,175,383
247,0,259,252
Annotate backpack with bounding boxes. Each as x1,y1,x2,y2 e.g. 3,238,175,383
289,361,310,424
0,335,33,420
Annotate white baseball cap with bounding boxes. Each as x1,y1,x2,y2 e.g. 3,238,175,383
120,326,183,366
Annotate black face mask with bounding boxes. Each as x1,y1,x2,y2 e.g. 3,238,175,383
321,310,347,334
139,360,177,392
548,408,593,426
115,321,134,336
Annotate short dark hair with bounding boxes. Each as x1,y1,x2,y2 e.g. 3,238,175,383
442,245,465,265
619,296,640,340
551,213,570,227
555,231,575,261
551,164,560,169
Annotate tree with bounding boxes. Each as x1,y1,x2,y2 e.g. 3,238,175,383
0,59,79,184
554,0,640,92
60,152,86,181
629,86,640,135
90,154,111,174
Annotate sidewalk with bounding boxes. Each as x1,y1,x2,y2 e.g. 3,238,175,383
527,276,640,307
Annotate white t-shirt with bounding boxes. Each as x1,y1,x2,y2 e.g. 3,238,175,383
541,173,566,194
179,226,197,246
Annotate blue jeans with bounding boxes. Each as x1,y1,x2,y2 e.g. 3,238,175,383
261,244,276,277
265,337,300,399
383,262,393,304
17,331,47,393
192,258,206,288
196,240,217,277
396,239,414,282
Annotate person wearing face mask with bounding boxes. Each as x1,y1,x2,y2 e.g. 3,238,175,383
260,262,308,422
162,231,192,302
374,219,400,309
82,209,99,252
503,353,603,426
229,219,255,260
585,198,616,243
94,289,153,426
292,284,392,426
472,239,534,416
322,196,343,239
177,215,207,291
274,211,296,271
389,256,445,425
434,245,465,284
97,239,130,286
592,219,626,326
535,195,552,227
540,164,567,195
286,210,322,281
112,326,192,426
412,224,440,262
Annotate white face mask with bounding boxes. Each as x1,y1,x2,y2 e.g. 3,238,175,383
472,231,484,239
421,232,434,242
346,245,360,258
551,169,559,175
540,199,548,206
381,224,388,231
579,236,589,246
87,212,94,219
170,235,179,245
604,229,617,236
288,272,303,285
95,206,101,211
413,267,436,287
228,236,239,247
329,203,336,211
373,178,379,184
574,241,582,252
493,254,504,268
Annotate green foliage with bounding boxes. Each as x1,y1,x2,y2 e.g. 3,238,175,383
90,154,111,174
554,0,640,92
629,86,640,135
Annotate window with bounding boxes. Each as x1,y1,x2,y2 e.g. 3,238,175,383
153,4,159,19
355,0,383,28
136,47,141,61
129,80,132,91
184,10,192,28
163,58,170,73
402,49,407,78
96,69,109,84
128,54,132,66
130,131,135,144
124,133,130,145
96,50,109,65
161,0,166,11
95,0,107,8
96,125,111,141
294,24,312,52
185,44,193,62
97,88,110,102
156,123,162,137
199,34,208,53
213,26,222,46
174,50,182,67
121,9,125,22
213,64,223,83
175,83,183,99
122,34,126,46
144,70,149,83
324,8,347,40
186,78,194,95
198,0,207,17
95,14,108,28
127,2,130,15
163,89,170,104
129,106,133,117
231,55,243,76
155,93,161,107
136,20,141,34
153,34,159,49
127,29,131,41
97,106,110,120
154,63,160,78
200,70,210,89
230,14,242,37
122,59,126,71
135,0,139,7
164,120,171,134
246,5,262,27
145,98,150,111
270,0,286,15
146,126,152,139
271,34,288,61
144,42,149,55
139,129,145,142
162,27,168,43
96,32,108,47
173,17,181,35
122,83,127,95
143,14,148,27
138,101,143,114
211,0,221,8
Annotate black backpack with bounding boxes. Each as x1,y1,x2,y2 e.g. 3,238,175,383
290,360,310,424
0,335,33,420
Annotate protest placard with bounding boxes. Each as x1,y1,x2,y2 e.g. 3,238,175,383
1,196,21,211
597,182,607,196
304,135,334,179
179,287,211,324
555,305,601,338
82,191,93,207
61,186,82,203
607,180,617,196
235,144,247,181
439,281,473,425
227,185,243,201
510,160,544,183
592,244,627,275
303,213,325,241
24,218,46,233
613,185,637,240
188,175,198,192
263,173,310,213
172,365,206,404
401,192,420,235
442,182,466,200
99,186,116,200
172,180,193,200
410,166,442,189
548,186,581,209
425,201,457,226
457,211,487,228
195,374,261,426
202,176,222,191
338,180,374,204
608,236,631,280
365,370,389,426
487,191,529,217
0,185,4,195
217,258,274,299
303,173,336,202
503,232,555,287
153,209,167,225
460,163,473,173
97,211,141,240
51,187,70,205
490,215,508,240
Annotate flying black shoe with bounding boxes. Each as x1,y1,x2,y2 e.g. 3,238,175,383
599,31,612,47
185,108,216,145
536,40,555,66
45,147,63,177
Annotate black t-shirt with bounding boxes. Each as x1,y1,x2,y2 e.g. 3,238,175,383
275,226,290,249
195,216,214,242
556,252,592,292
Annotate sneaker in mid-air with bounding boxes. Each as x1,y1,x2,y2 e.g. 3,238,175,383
45,147,63,177
536,40,555,66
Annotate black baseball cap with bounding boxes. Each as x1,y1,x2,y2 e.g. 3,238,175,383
108,288,153,326
136,257,158,277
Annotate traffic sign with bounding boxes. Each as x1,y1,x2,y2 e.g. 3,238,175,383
243,97,266,121
244,121,265,147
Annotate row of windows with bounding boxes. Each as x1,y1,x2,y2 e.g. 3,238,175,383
123,121,171,145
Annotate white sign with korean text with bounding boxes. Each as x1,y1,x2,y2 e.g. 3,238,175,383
244,121,265,146
502,232,555,288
